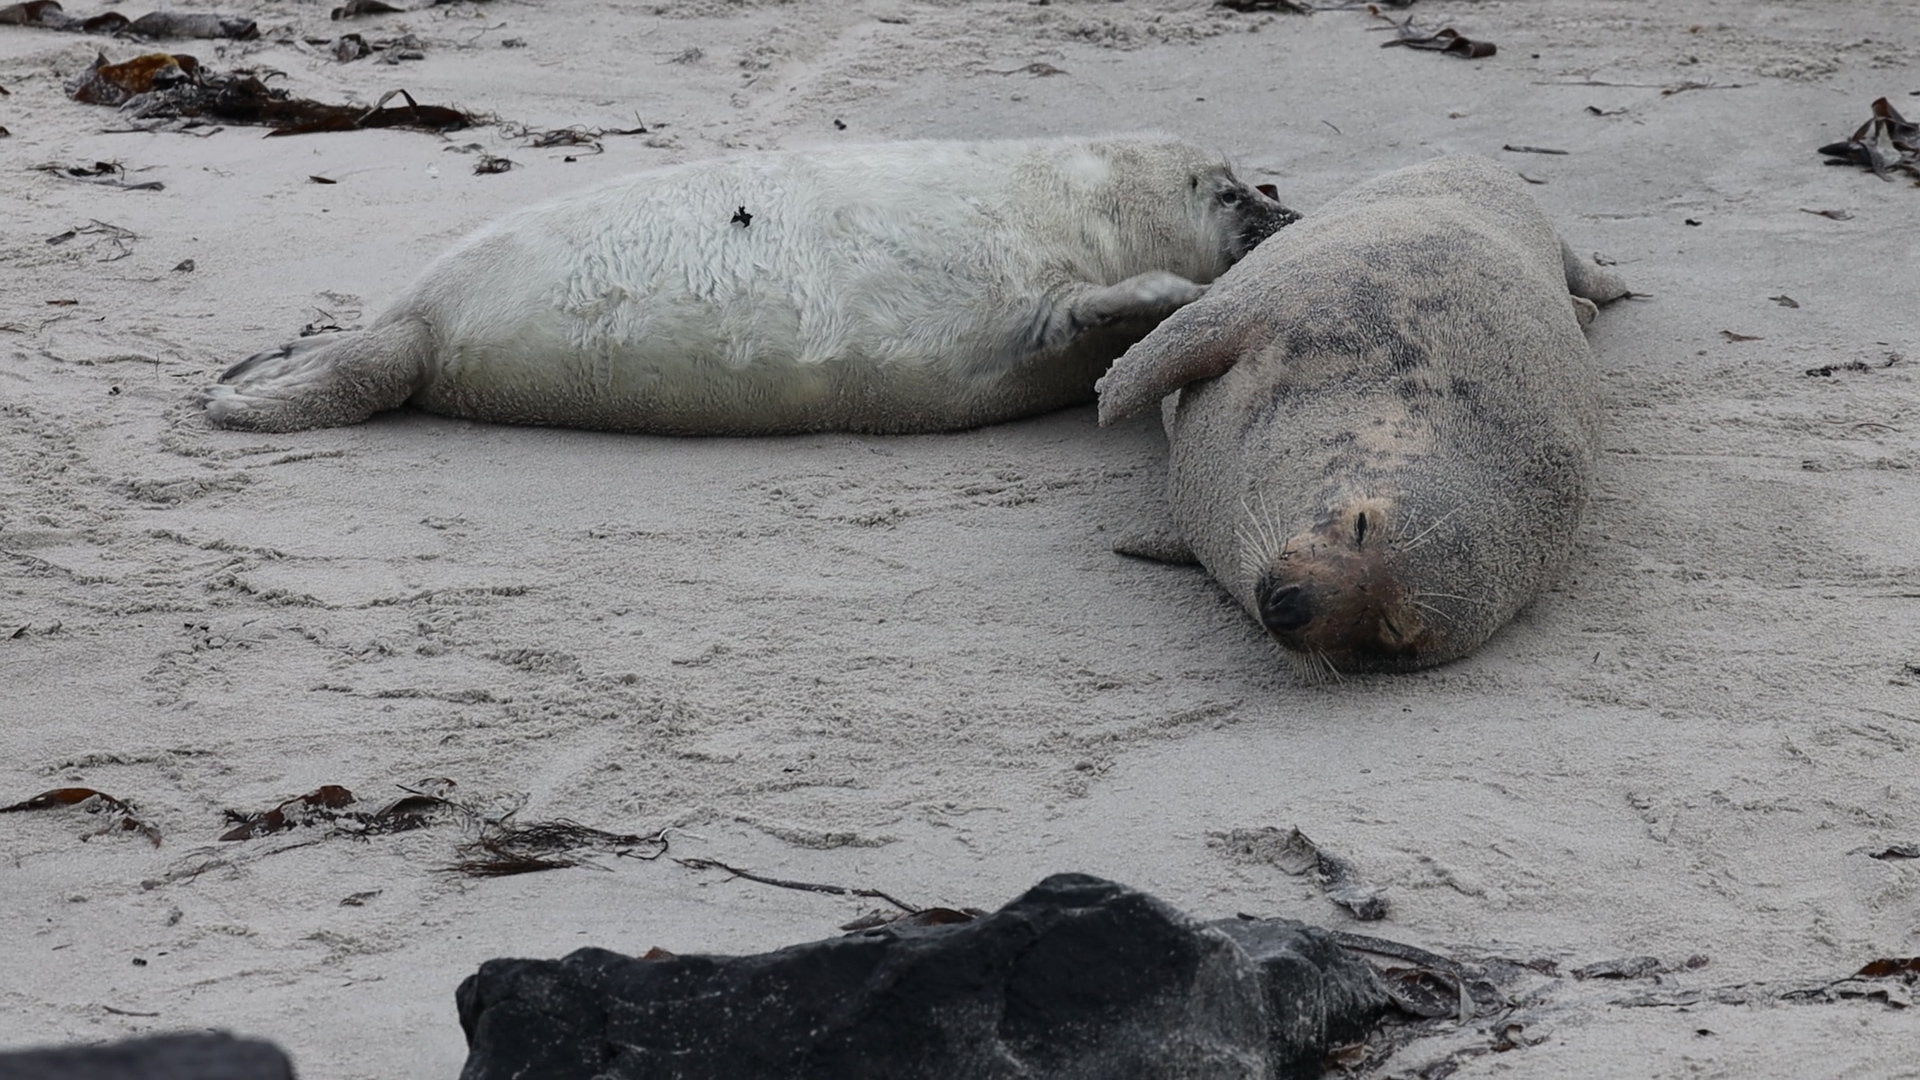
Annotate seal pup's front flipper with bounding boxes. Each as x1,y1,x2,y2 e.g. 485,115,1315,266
1560,240,1630,306
1094,302,1257,425
202,316,434,432
1025,271,1209,356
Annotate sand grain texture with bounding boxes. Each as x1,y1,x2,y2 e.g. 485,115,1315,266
3,1,1919,1076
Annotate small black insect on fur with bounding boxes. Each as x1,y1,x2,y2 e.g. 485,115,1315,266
731,206,753,228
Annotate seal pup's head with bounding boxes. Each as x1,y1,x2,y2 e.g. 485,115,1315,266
1080,134,1300,282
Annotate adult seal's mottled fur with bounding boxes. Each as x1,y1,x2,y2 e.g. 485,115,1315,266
203,135,1297,435
1096,155,1628,677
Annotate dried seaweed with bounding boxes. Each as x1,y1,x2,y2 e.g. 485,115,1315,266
1213,825,1388,920
0,1,255,38
329,33,371,61
1376,966,1471,1020
449,819,670,877
1372,7,1494,59
33,159,163,191
1,786,162,846
1572,955,1662,980
1216,0,1414,10
1857,957,1920,978
1215,0,1314,12
66,52,475,137
523,128,600,147
221,780,456,840
1773,960,1920,1009
331,0,401,17
125,11,256,38
1330,929,1484,986
370,33,424,62
497,121,649,159
68,52,199,105
304,30,425,63
449,838,576,876
1316,926,1512,1062
1805,361,1873,377
1818,97,1920,182
43,219,137,262
220,784,357,840
42,219,137,259
839,907,980,933
675,856,918,913
1348,938,1913,1075
978,62,1069,77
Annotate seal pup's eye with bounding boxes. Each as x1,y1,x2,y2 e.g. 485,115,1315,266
1354,512,1369,545
1218,188,1242,207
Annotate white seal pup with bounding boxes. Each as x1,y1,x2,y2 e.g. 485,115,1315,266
1096,155,1629,677
203,135,1298,435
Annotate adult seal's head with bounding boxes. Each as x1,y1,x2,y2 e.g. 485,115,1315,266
1098,155,1629,678
201,134,1297,436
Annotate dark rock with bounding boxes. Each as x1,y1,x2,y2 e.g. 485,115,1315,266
456,872,1389,1080
0,1031,295,1080
1208,917,1391,1072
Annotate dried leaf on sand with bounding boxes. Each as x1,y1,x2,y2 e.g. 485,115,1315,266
1818,98,1920,182
1,786,162,846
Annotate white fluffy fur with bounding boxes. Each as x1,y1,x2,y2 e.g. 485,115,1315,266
205,134,1293,434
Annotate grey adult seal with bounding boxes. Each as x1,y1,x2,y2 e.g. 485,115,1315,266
203,134,1297,435
1096,155,1628,677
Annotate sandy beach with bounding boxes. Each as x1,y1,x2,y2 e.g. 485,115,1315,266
3,0,1919,1075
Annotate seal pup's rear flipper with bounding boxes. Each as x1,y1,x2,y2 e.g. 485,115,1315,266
1094,303,1254,425
202,316,434,432
1560,241,1630,306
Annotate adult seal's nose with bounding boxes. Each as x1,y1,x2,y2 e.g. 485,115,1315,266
1257,581,1313,635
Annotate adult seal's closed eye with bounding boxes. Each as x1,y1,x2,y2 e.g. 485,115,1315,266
1096,155,1629,678
203,134,1298,435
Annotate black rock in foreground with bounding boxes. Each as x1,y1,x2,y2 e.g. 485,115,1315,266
456,873,1389,1080
0,1031,295,1080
